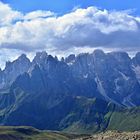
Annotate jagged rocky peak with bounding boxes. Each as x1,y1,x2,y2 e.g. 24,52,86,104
54,56,58,61
92,49,106,57
18,54,28,60
17,53,30,65
108,51,133,77
32,51,48,65
32,52,59,72
36,51,48,59
132,52,140,66
16,54,31,66
0,54,31,88
108,51,131,63
91,50,107,68
32,51,58,66
4,54,30,72
91,50,106,66
75,53,91,62
65,54,75,64
46,54,58,66
5,53,29,65
47,54,56,62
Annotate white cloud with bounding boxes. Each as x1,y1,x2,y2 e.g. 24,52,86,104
24,10,55,20
0,2,22,26
0,2,140,68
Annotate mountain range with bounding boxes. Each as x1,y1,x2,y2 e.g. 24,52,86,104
0,50,140,134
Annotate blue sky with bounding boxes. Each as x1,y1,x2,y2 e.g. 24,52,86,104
1,0,140,15
0,0,140,68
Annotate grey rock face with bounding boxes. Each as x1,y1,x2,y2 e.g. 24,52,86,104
0,50,140,106
0,50,140,132
0,54,31,89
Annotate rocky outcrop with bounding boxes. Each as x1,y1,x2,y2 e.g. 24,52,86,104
75,131,140,140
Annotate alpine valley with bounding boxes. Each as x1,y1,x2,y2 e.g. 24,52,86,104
0,50,140,134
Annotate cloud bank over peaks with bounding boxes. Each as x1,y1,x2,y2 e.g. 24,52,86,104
0,1,140,68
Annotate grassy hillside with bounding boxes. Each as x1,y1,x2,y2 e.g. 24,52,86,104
107,107,140,131
0,89,140,135
63,105,140,134
0,126,140,140
0,126,83,140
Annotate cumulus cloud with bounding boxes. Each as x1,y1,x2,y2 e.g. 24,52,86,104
24,10,55,20
0,2,140,68
0,2,22,26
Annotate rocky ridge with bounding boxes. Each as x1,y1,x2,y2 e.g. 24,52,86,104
0,50,140,133
75,131,140,140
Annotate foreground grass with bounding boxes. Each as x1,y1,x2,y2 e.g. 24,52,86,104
0,126,82,140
